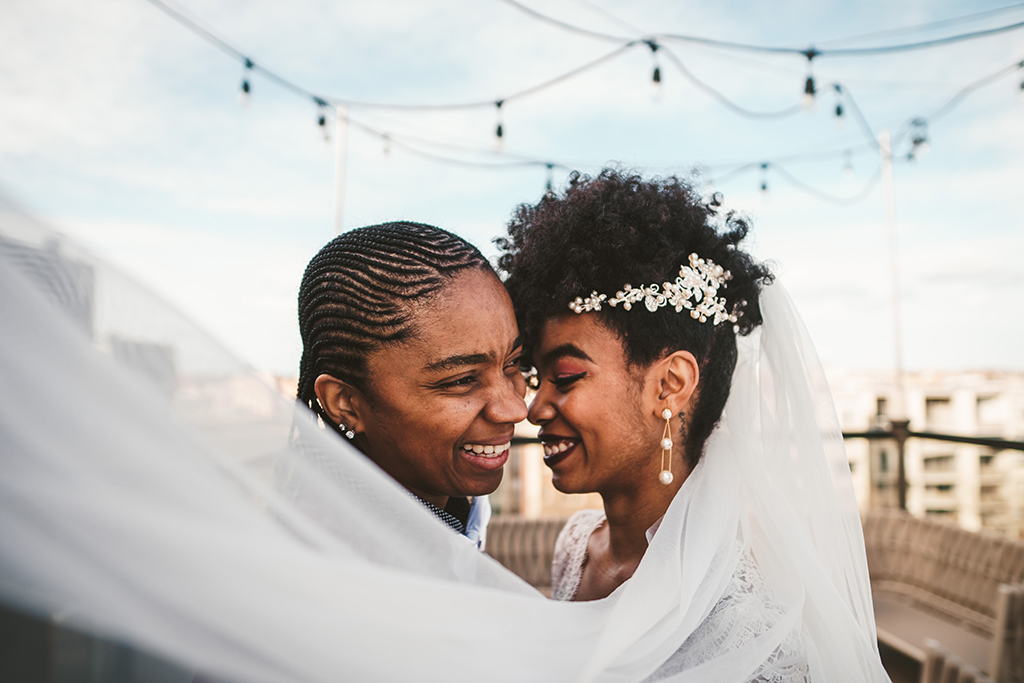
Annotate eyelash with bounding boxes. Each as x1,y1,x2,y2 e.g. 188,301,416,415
440,375,478,390
551,372,586,388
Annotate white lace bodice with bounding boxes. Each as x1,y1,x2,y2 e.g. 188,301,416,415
551,510,809,682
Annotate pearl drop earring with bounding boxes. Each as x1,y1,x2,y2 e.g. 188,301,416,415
339,423,355,440
659,408,674,485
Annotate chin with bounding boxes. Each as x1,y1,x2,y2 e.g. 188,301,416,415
464,469,504,497
550,472,589,495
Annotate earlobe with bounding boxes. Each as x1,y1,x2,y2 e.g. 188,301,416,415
313,374,365,436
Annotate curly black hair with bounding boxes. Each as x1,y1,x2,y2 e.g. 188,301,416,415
496,168,772,469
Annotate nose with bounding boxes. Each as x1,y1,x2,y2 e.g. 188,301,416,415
486,372,529,425
527,383,555,426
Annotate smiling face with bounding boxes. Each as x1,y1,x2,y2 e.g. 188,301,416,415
527,313,666,496
343,268,528,506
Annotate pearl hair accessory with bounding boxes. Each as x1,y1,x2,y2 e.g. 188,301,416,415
568,253,741,327
659,407,674,485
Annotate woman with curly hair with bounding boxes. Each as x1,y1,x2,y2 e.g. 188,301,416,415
498,168,889,681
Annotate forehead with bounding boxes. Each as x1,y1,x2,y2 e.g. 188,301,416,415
368,268,519,375
534,313,627,368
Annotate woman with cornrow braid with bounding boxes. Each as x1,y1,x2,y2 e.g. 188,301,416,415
296,221,527,547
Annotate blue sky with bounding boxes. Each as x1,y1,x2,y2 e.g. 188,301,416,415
2,0,1022,375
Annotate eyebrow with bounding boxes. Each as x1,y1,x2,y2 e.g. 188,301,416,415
539,342,593,367
423,336,523,373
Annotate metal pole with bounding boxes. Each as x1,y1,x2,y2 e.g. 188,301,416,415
333,105,349,235
880,128,908,510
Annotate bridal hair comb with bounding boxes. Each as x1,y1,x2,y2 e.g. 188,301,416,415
568,253,740,326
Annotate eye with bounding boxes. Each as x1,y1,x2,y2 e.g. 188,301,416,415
439,374,478,390
504,353,523,375
551,371,586,389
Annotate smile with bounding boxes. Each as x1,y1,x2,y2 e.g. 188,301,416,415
540,438,578,468
459,441,511,472
459,442,511,458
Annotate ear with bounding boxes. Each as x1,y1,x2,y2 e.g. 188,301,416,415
314,374,368,435
654,350,700,415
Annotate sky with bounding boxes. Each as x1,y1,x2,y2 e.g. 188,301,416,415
2,0,1023,376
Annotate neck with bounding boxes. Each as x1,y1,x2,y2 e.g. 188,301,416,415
600,467,687,562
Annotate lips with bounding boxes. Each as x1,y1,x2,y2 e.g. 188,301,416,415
459,440,511,471
540,436,579,468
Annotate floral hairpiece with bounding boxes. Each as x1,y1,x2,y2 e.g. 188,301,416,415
568,253,740,326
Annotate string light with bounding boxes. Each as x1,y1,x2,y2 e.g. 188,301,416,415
801,51,817,109
239,58,253,105
843,149,854,179
908,118,930,159
646,40,662,98
832,84,845,129
545,163,554,192
314,97,329,141
141,0,1024,209
495,100,504,149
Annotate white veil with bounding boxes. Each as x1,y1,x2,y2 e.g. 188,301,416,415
0,199,889,682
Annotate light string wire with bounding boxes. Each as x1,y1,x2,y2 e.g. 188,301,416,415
143,0,1024,206
500,0,1024,58
708,53,1024,202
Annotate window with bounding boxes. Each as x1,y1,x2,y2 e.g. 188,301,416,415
976,396,1000,425
876,397,888,418
879,450,889,473
925,483,954,494
925,397,952,426
923,455,954,472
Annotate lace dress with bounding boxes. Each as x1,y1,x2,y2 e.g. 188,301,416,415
551,510,810,682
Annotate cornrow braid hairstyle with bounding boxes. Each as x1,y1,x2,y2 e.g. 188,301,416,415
297,222,490,433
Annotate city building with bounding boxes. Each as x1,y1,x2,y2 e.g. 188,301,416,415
830,368,1024,538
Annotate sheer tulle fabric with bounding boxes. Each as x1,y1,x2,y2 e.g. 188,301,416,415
0,202,889,682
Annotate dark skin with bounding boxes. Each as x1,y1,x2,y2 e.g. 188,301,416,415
314,268,528,509
528,313,699,601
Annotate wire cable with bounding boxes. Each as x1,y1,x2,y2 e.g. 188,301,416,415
926,55,1024,122
498,0,1024,59
771,163,882,205
659,46,805,119
496,0,630,42
816,2,1024,47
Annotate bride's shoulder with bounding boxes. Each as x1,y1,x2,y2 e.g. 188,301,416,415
551,509,605,601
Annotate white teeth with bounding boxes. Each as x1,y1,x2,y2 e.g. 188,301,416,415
543,440,575,456
461,442,511,458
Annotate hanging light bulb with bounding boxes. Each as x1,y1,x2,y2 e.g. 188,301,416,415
802,76,816,109
843,150,854,179
833,84,845,130
1019,79,1024,102
238,59,253,106
494,100,504,150
760,163,769,194
545,163,554,193
647,41,662,101
382,134,391,157
801,49,818,110
314,98,329,142
908,118,930,160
